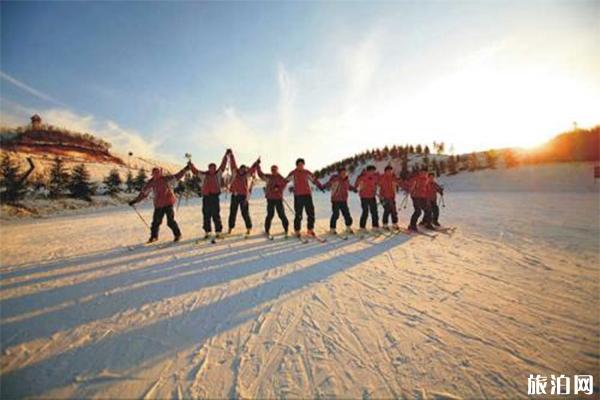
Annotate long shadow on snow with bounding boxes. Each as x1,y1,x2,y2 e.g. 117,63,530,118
1,238,355,349
0,236,408,398
0,236,290,293
0,232,257,281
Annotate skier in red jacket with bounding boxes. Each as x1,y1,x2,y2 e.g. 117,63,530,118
379,165,400,231
420,172,444,226
227,151,259,236
129,165,189,243
189,149,230,239
408,167,434,231
354,165,380,232
323,166,355,235
256,161,289,237
286,158,324,237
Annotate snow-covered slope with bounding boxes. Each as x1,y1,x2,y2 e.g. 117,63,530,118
1,189,598,398
440,162,600,192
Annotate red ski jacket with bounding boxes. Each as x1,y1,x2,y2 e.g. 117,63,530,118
257,165,288,200
379,173,399,200
286,169,322,196
426,181,443,201
354,172,380,199
324,174,353,202
409,172,430,198
136,166,187,208
229,154,258,196
190,154,228,196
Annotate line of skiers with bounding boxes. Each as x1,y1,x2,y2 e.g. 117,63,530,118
129,148,444,243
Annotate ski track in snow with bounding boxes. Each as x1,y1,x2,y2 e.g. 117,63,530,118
0,192,598,399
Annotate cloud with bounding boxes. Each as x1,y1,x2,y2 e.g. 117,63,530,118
0,71,66,106
277,62,297,137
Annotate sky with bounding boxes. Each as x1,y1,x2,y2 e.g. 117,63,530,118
1,1,599,169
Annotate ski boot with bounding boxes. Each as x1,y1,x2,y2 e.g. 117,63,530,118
227,228,233,235
382,224,390,231
173,234,181,242
345,227,354,235
433,221,441,227
215,232,225,239
147,237,158,244
329,229,337,236
391,223,400,232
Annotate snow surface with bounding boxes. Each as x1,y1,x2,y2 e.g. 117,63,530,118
1,165,599,399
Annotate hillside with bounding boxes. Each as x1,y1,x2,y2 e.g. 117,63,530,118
314,125,600,183
0,116,181,183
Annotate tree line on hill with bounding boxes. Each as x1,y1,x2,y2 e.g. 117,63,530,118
313,141,512,179
0,123,112,153
313,126,598,179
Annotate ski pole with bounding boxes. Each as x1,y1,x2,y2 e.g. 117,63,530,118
283,197,295,214
440,194,446,208
399,193,409,209
131,204,150,229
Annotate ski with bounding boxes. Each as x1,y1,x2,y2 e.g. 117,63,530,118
433,226,457,235
306,233,327,243
127,239,186,251
293,233,310,244
398,227,437,239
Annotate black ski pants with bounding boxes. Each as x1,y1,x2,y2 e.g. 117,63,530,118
151,205,181,239
265,199,289,233
229,194,252,230
359,197,379,229
410,197,432,229
330,201,352,229
382,198,398,225
293,194,315,232
202,194,223,233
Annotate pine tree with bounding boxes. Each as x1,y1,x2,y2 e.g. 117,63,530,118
134,168,147,191
0,154,27,203
104,169,122,196
415,144,422,154
126,170,135,193
424,145,430,155
69,164,93,201
49,157,70,198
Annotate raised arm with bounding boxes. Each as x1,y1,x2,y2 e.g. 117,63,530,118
218,149,230,173
228,150,237,173
255,160,267,180
170,165,189,181
248,157,260,175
